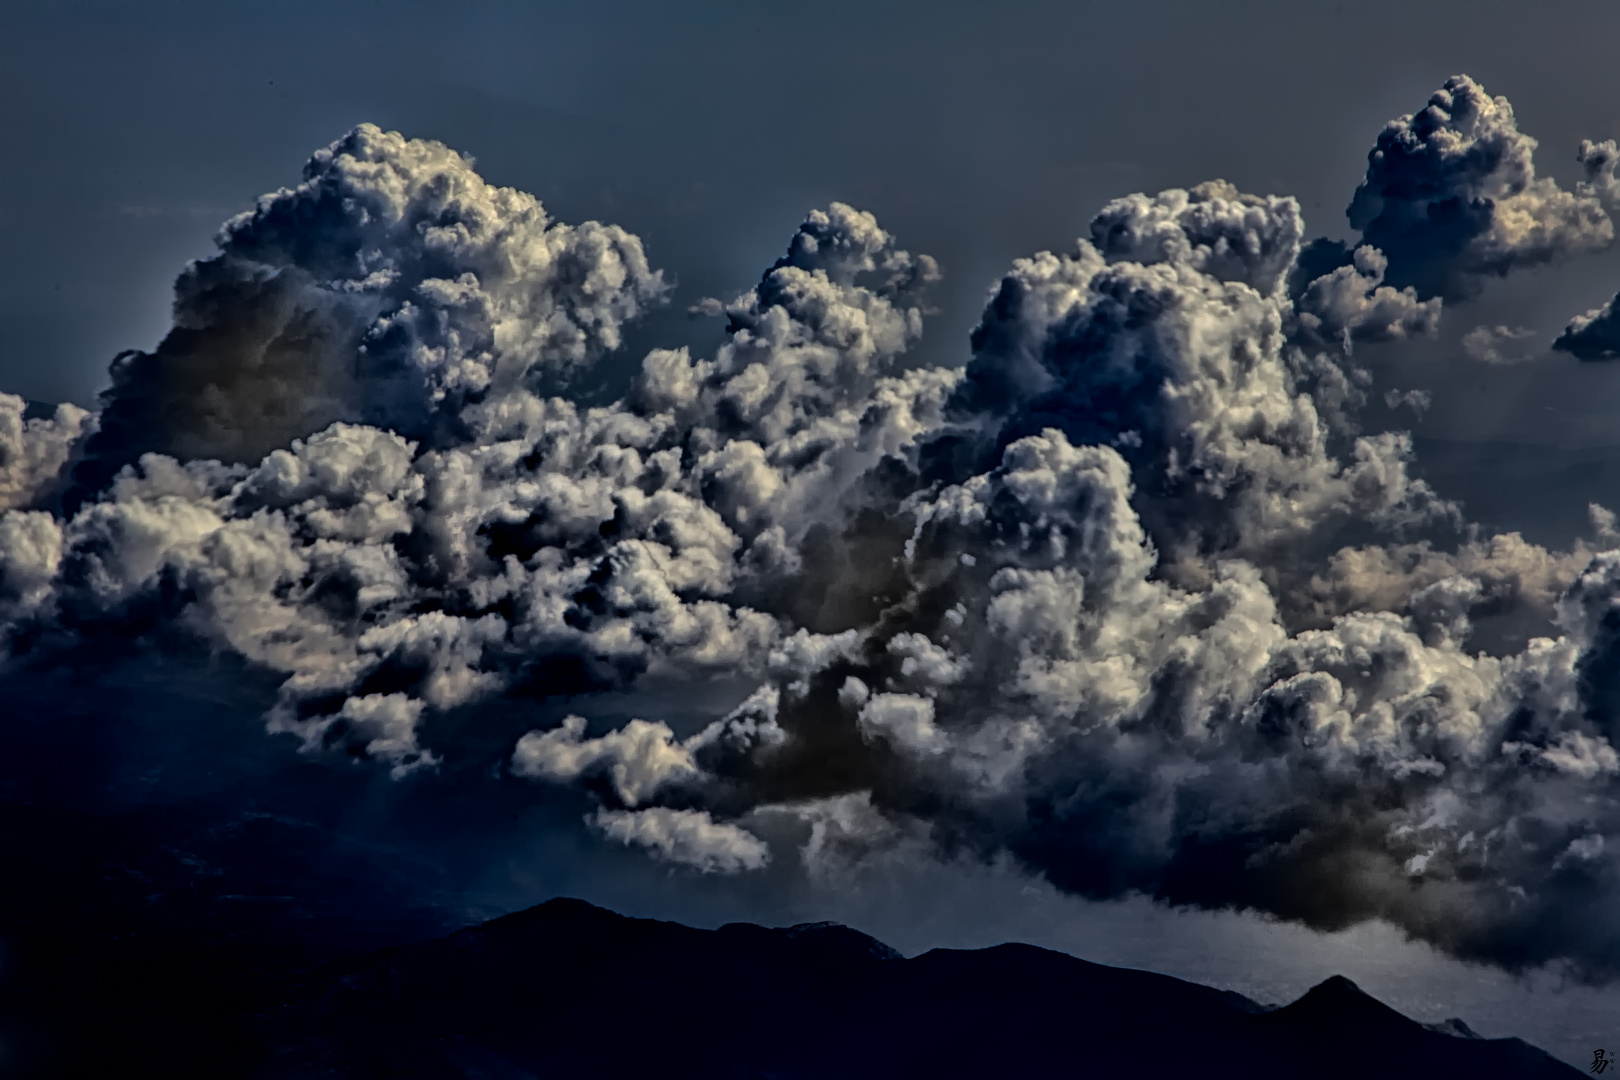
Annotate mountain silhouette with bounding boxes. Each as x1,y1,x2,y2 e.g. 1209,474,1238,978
247,897,1582,1079
0,794,1586,1078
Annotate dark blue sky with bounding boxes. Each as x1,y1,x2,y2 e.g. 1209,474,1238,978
6,1,1620,432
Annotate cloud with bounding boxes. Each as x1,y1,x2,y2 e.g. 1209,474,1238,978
1292,245,1442,348
1553,291,1620,360
0,394,94,512
1298,528,1609,645
10,107,1620,978
1461,324,1539,365
1346,76,1613,300
592,807,770,872
512,715,700,806
1579,139,1620,207
71,122,668,499
1086,181,1302,297
950,181,1455,578
1383,389,1431,417
0,510,65,620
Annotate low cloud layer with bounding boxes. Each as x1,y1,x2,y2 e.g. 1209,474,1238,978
7,78,1620,977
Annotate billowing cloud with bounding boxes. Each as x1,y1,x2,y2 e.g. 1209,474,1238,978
1553,291,1620,360
1346,75,1613,300
8,105,1620,980
1292,245,1441,348
72,123,667,499
0,394,94,512
514,715,701,806
949,180,1455,579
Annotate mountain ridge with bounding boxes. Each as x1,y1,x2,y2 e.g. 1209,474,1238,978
248,896,1582,1080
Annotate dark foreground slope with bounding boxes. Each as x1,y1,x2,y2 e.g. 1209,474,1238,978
250,898,1580,1080
0,801,458,1079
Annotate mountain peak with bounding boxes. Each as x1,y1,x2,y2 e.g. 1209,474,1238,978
781,920,904,960
1271,971,1415,1030
1311,974,1368,997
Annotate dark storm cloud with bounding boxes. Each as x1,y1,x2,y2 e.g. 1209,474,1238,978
1345,76,1613,301
6,93,1620,976
1553,291,1620,360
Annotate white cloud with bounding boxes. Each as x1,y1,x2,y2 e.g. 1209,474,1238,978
513,716,699,806
0,393,93,511
592,807,769,873
9,102,1620,973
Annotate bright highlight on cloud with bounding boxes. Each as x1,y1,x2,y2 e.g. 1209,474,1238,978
5,77,1620,976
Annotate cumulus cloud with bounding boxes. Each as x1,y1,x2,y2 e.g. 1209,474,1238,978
1553,291,1620,360
949,180,1455,578
72,123,667,497
11,104,1620,977
5,132,955,775
1461,324,1539,365
1346,75,1613,300
1298,528,1609,645
1292,245,1442,348
1086,180,1302,297
1579,138,1620,206
513,715,700,806
0,394,94,512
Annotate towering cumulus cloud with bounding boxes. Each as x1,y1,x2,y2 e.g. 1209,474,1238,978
1345,75,1613,301
72,123,666,497
6,80,1620,978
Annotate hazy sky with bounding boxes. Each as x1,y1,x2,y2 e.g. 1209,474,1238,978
6,1,1620,1068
